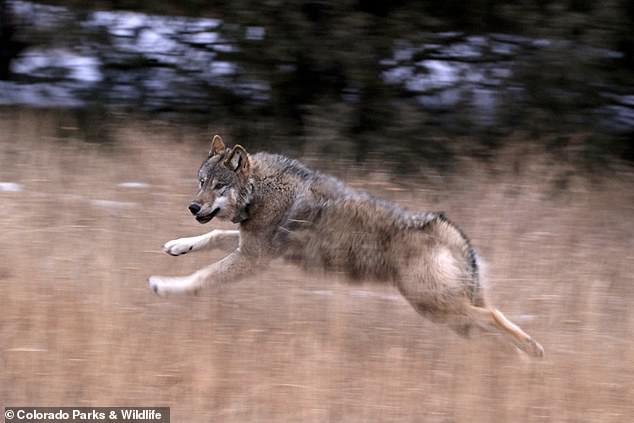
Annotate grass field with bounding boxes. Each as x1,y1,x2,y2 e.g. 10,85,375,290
1,111,633,422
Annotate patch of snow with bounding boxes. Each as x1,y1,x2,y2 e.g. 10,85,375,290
0,182,23,192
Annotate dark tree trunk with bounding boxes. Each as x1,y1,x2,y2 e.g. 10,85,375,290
0,0,27,80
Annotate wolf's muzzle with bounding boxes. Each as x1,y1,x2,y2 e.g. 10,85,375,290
188,202,202,216
195,207,220,224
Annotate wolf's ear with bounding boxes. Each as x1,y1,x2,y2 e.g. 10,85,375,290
224,145,250,174
209,135,226,157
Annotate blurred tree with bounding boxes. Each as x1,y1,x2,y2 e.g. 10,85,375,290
0,0,28,79
206,0,632,161
208,0,443,157
7,0,634,165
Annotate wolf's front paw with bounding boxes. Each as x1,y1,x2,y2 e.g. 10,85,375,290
148,276,167,296
163,237,196,256
148,275,199,296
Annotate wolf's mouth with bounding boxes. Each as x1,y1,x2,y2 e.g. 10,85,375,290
195,207,220,224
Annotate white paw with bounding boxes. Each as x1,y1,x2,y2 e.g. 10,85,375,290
148,275,199,296
163,237,196,256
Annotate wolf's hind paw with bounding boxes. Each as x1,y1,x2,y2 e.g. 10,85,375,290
525,337,545,358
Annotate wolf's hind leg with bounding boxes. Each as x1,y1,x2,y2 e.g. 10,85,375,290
466,305,544,358
163,229,239,256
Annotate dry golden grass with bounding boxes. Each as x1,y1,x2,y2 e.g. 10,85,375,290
1,110,633,422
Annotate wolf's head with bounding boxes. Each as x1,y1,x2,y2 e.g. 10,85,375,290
189,135,253,224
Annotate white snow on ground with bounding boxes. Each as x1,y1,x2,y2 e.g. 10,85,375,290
117,182,150,188
12,48,102,82
0,182,23,192
91,199,136,209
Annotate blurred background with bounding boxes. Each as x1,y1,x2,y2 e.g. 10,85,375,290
0,1,633,422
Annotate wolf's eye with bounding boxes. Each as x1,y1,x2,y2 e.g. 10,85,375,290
198,178,205,187
214,182,227,190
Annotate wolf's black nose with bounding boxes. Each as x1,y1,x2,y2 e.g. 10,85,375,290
188,202,202,216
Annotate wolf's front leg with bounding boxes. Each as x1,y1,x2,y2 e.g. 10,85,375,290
163,229,240,256
148,250,257,296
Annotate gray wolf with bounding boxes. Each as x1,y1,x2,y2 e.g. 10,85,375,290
148,135,544,357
